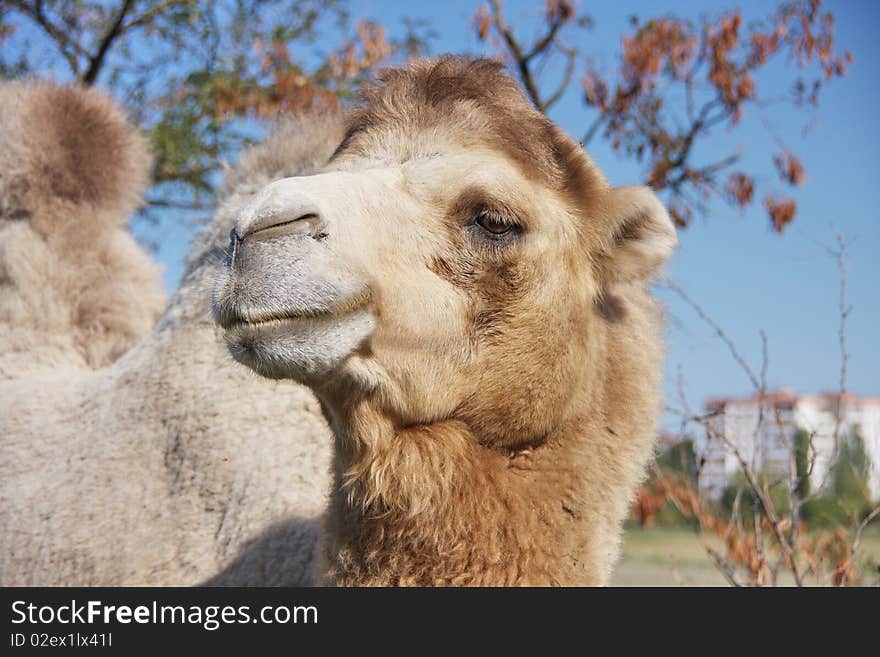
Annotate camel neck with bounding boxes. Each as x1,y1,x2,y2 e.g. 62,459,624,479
319,401,600,586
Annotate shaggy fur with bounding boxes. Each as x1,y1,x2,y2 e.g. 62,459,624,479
2,57,673,586
215,57,677,585
0,80,163,375
0,114,341,585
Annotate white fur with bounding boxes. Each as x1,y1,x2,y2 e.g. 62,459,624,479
0,116,344,585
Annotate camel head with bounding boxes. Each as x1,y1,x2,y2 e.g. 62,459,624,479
213,57,676,446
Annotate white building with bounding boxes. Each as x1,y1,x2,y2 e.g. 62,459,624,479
696,390,880,501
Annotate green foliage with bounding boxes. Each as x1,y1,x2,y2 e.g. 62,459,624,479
720,469,791,524
793,427,812,498
656,438,698,483
801,428,875,527
626,439,701,529
0,0,432,233
713,428,876,530
831,429,872,512
654,440,700,527
800,497,844,527
716,429,876,529
801,431,874,527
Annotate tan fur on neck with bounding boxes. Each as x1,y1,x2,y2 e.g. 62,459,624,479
318,277,663,586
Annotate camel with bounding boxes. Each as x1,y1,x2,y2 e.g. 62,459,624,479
213,57,677,585
0,87,340,585
0,80,163,378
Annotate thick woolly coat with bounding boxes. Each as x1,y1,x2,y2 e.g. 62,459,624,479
0,84,339,585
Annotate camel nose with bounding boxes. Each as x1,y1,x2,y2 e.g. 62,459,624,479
225,206,327,267
239,207,327,242
227,183,329,268
233,180,329,242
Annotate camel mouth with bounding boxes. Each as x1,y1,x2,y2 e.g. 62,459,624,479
215,289,374,332
219,299,377,383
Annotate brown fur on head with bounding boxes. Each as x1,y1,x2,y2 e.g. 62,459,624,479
336,58,596,194
214,56,677,585
0,81,162,375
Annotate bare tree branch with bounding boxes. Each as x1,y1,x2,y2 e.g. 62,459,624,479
826,227,851,459
523,16,566,62
119,0,180,32
487,0,576,114
145,197,213,212
81,0,136,85
15,0,89,74
662,278,761,390
581,113,606,147
541,40,576,111
488,0,544,111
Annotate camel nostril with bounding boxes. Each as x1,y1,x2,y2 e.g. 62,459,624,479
226,228,240,267
242,208,327,243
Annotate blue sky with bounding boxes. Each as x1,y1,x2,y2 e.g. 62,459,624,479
139,0,878,428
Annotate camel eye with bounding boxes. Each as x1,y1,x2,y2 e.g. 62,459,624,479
475,212,512,235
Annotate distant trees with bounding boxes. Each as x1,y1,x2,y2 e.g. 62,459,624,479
811,429,875,523
630,439,698,529
1,1,852,240
718,427,875,528
637,422,879,585
475,0,851,231
657,438,698,480
793,428,812,498
0,0,429,230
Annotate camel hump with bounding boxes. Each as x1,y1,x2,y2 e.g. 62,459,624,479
0,81,164,375
0,80,152,234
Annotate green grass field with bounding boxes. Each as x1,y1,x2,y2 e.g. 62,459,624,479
611,526,880,586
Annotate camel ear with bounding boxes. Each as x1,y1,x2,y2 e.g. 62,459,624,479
595,186,677,286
